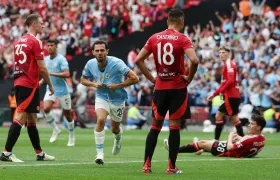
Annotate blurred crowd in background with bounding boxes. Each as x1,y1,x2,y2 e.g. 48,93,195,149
0,0,279,129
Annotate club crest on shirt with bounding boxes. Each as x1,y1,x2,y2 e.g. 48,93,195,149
105,73,110,78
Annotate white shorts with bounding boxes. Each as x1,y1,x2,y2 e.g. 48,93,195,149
95,97,125,122
44,91,72,110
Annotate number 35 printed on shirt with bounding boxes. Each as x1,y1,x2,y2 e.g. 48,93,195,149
15,44,27,64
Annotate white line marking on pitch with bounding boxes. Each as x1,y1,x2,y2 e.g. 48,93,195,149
0,157,279,167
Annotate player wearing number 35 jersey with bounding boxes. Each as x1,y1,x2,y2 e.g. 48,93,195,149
135,8,199,174
0,14,55,162
164,114,266,158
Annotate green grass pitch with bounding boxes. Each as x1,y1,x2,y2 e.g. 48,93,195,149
0,128,279,180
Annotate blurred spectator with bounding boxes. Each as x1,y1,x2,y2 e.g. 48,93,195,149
126,101,147,130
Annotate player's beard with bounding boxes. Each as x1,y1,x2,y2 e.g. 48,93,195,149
97,56,105,63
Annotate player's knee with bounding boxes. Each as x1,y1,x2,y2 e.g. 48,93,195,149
96,117,106,126
111,126,120,134
44,107,51,113
169,125,180,130
151,124,162,131
198,140,206,147
215,113,224,125
63,109,72,118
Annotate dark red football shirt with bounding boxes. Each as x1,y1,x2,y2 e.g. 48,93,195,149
144,29,193,90
219,134,265,158
14,34,44,88
213,59,240,98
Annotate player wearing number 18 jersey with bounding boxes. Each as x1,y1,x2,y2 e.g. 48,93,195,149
164,114,266,158
0,14,55,162
207,46,244,141
136,8,199,174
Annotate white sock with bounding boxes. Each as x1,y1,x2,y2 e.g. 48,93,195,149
3,151,12,156
114,127,122,140
67,120,75,132
94,130,105,155
45,112,59,131
37,152,44,156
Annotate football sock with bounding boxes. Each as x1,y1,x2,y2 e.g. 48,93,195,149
215,122,224,140
45,112,59,131
144,125,161,165
178,144,197,153
94,130,105,155
114,127,122,140
4,120,23,152
168,126,180,169
234,120,244,137
27,122,42,154
67,120,75,132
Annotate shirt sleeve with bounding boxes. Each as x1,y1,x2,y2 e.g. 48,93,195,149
60,56,69,71
117,59,130,76
182,35,193,51
32,39,44,60
213,65,235,96
82,61,94,80
143,36,153,53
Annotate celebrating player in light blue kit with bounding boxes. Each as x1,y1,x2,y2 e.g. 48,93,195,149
81,40,139,165
40,39,75,146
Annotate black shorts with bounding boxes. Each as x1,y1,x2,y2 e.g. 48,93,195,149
151,88,188,120
15,86,40,113
182,101,191,119
218,97,240,116
211,141,228,156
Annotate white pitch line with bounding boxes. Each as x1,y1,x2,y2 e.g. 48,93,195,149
0,157,279,167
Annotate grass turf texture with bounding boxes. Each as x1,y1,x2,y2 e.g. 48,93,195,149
0,128,279,180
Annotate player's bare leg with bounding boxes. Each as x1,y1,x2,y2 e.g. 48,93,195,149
64,109,75,146
165,137,215,155
214,111,224,140
94,108,108,165
230,115,244,137
143,118,163,173
166,119,183,174
27,113,55,161
111,120,122,155
44,100,61,143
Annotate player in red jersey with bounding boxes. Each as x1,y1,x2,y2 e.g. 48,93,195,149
0,14,55,162
164,114,266,158
135,8,199,174
207,46,244,141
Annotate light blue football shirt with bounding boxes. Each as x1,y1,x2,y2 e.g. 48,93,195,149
44,54,70,97
82,56,130,105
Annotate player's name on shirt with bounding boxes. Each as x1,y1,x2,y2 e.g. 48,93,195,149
253,141,264,147
156,34,179,40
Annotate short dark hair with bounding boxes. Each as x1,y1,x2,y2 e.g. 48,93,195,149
219,46,231,52
168,8,184,23
25,14,40,27
91,40,109,51
251,114,266,131
47,39,59,45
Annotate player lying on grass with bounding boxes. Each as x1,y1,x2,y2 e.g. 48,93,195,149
164,114,266,158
